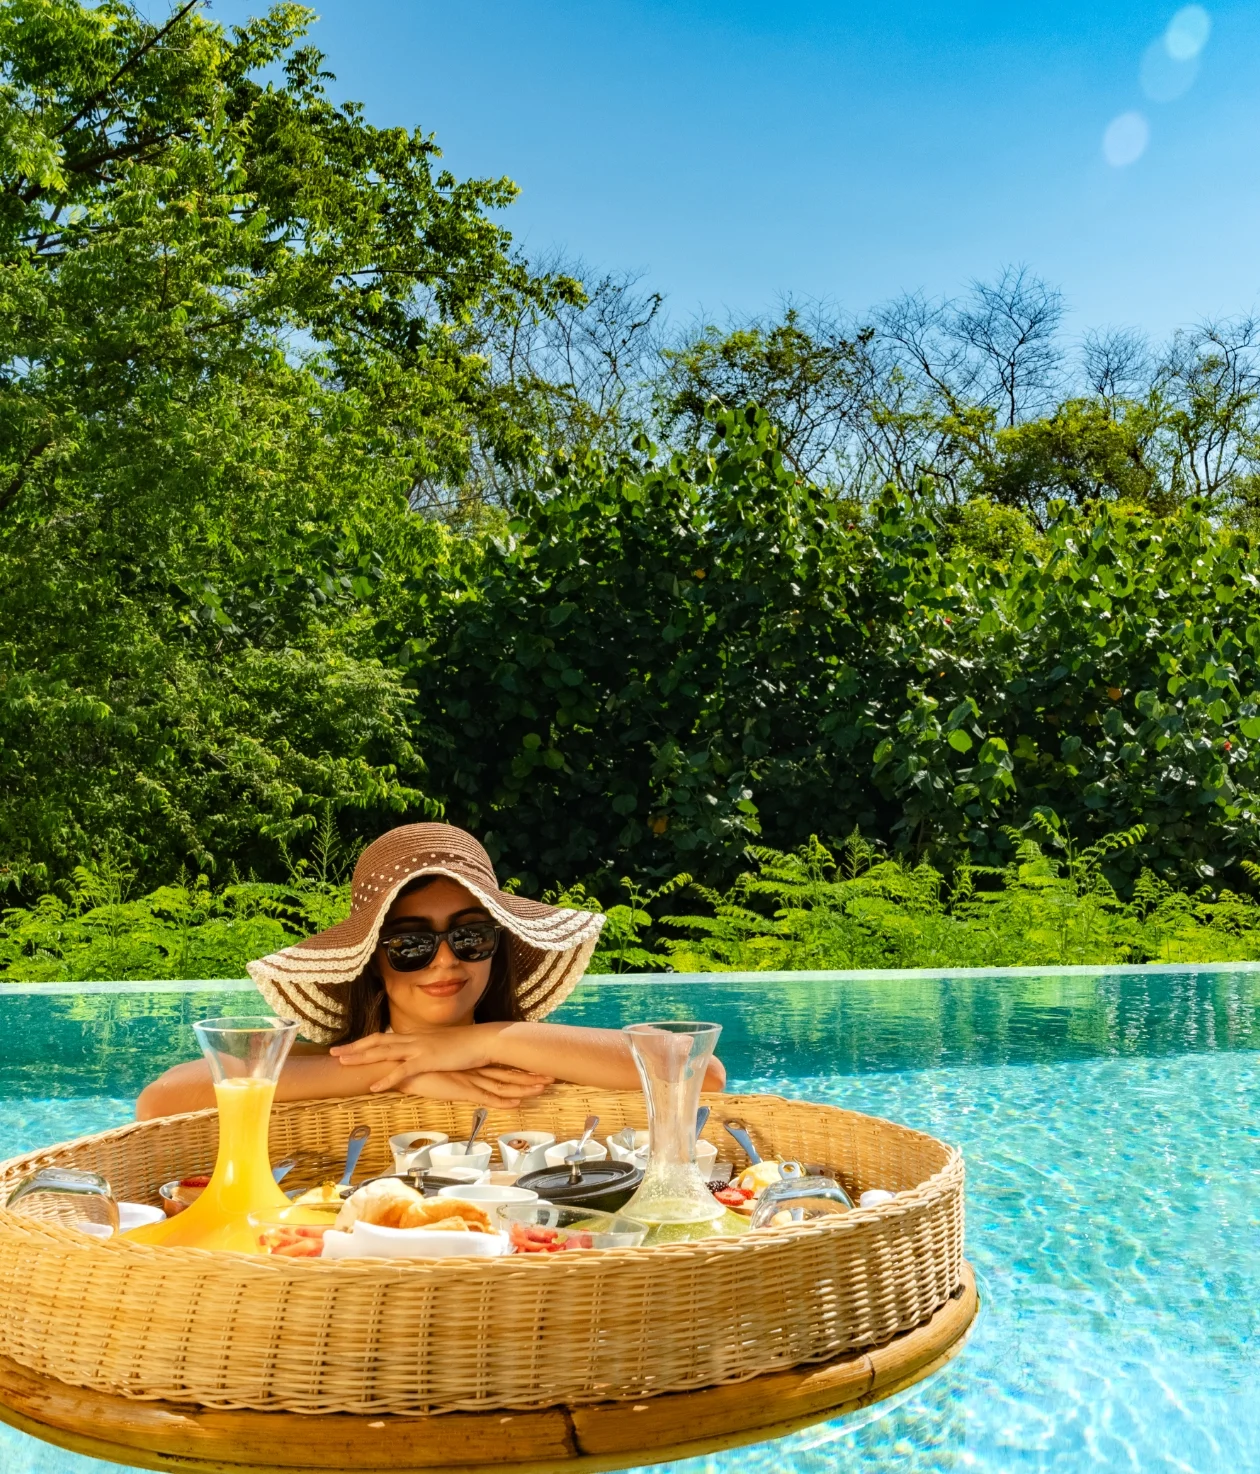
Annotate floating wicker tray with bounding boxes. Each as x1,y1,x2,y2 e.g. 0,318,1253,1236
0,1089,968,1458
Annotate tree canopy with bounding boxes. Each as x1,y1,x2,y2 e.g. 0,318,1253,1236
0,0,569,884
4,0,1260,906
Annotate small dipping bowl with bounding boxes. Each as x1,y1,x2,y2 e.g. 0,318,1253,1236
429,1143,493,1175
497,1131,555,1174
605,1129,649,1163
437,1182,538,1208
158,1178,208,1217
389,1130,449,1175
544,1138,608,1169
497,1202,647,1252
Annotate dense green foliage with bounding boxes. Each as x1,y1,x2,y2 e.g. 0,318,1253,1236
391,408,1260,892
5,0,1260,929
8,823,1260,982
0,0,566,886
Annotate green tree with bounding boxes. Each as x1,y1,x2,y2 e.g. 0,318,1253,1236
0,0,563,887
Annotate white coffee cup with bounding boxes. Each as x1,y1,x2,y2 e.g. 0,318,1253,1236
389,1130,449,1174
544,1138,609,1168
497,1131,555,1174
430,1143,493,1175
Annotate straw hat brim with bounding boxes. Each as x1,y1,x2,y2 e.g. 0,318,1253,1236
246,866,605,1043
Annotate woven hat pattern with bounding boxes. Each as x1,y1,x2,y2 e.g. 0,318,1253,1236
246,825,604,1041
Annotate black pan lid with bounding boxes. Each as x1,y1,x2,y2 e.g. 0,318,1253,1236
517,1160,642,1203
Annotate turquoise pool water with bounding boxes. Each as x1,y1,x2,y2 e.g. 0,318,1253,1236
2,967,1259,1472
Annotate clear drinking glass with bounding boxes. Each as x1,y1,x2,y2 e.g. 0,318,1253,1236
126,1015,298,1252
621,1020,724,1228
6,1167,120,1236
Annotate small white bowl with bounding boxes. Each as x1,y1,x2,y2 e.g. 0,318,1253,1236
544,1138,609,1168
389,1130,449,1174
437,1182,539,1206
605,1135,717,1176
346,1219,509,1259
429,1143,493,1174
497,1131,555,1174
605,1129,649,1163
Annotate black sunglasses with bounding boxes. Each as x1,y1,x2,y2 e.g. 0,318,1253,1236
378,920,501,971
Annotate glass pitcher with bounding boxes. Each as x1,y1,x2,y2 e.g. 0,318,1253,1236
621,1020,724,1231
127,1016,297,1253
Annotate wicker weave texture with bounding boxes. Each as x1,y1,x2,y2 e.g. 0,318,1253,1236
0,1090,964,1415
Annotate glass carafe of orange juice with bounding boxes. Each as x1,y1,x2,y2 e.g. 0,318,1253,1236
127,1016,297,1254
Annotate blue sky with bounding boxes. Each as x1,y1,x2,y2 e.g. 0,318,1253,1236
208,0,1260,339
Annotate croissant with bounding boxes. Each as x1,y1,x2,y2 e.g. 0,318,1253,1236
399,1197,493,1232
335,1177,425,1231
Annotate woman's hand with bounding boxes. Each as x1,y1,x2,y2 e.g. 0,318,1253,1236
389,1066,552,1107
331,1026,496,1077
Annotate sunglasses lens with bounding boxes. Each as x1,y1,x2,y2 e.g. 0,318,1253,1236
448,923,500,962
382,933,439,971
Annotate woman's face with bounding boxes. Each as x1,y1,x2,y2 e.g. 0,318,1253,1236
377,877,496,1031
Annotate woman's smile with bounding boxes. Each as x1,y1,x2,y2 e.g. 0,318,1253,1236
412,976,468,999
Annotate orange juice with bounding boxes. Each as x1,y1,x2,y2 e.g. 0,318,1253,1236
127,1078,290,1253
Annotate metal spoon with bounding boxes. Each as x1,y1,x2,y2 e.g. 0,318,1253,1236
463,1107,488,1155
724,1121,761,1165
566,1113,600,1183
338,1125,372,1187
612,1124,638,1152
695,1105,711,1139
271,1157,296,1184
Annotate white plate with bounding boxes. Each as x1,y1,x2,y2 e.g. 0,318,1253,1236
344,1220,509,1259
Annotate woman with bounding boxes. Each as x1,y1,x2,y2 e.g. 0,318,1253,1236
136,823,725,1118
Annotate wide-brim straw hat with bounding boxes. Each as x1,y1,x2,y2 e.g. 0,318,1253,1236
246,824,605,1042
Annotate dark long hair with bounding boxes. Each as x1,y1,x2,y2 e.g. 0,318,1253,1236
334,877,523,1044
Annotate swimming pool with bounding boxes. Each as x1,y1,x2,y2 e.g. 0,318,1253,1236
2,965,1259,1472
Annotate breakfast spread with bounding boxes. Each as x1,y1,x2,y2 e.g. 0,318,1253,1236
115,1022,863,1259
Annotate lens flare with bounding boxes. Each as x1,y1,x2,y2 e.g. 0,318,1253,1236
1166,5,1212,61
1102,111,1150,167
1140,38,1199,101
